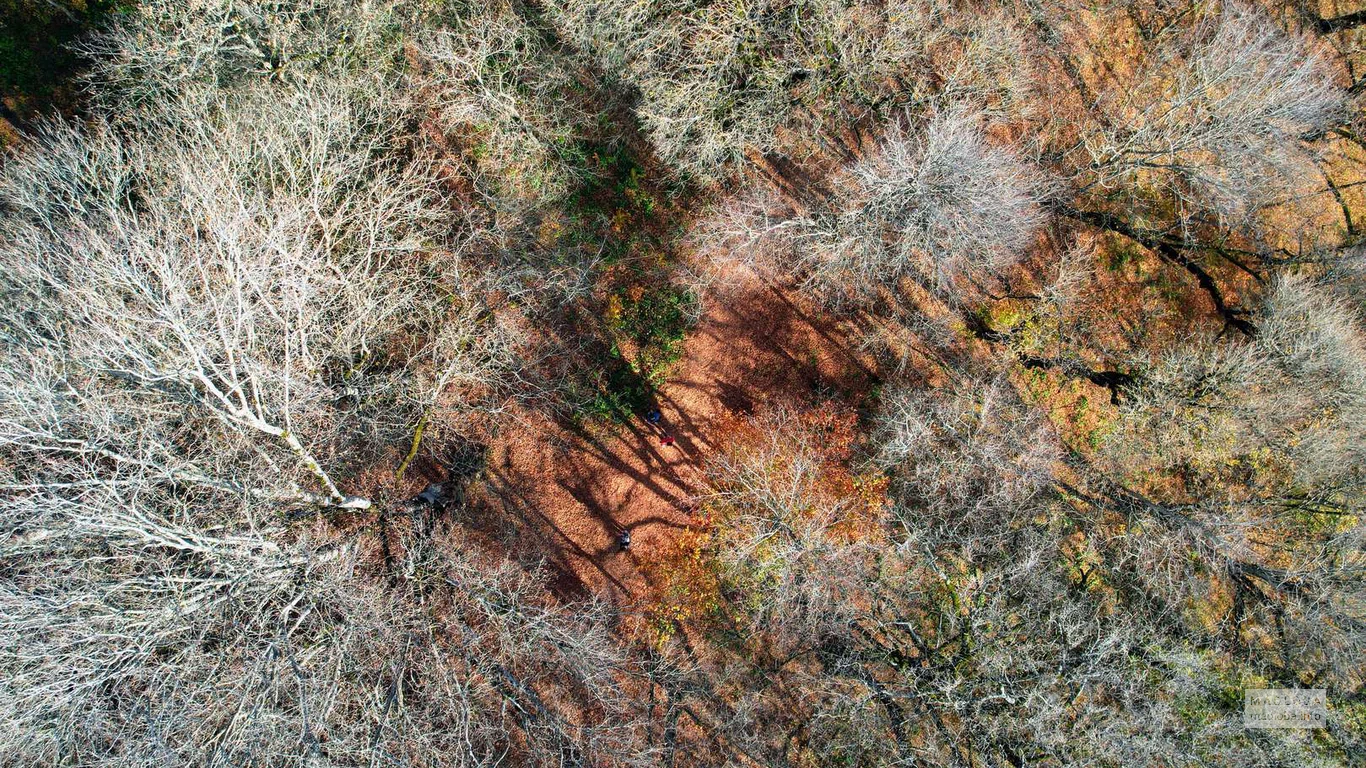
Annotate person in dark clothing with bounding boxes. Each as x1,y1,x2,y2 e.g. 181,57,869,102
645,407,662,425
415,483,444,506
618,529,632,550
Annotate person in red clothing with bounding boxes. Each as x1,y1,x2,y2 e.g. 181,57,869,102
644,406,677,446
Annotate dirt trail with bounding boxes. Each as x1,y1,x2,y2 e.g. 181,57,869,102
478,274,878,602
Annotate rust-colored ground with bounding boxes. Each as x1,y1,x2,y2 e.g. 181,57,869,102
474,272,879,602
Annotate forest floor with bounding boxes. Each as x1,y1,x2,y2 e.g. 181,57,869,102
469,271,880,603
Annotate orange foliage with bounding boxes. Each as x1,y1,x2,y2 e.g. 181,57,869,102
645,402,888,642
711,405,888,541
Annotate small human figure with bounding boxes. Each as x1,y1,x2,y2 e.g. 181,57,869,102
645,407,662,425
660,434,676,446
415,483,444,506
618,529,632,550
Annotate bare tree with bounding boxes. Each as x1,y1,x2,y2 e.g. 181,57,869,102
1090,274,1366,690
1083,2,1347,230
0,80,498,511
0,473,653,765
841,106,1049,295
79,0,411,119
714,106,1049,304
417,1,595,222
696,407,886,654
672,373,1324,766
545,0,934,182
875,369,1060,536
0,3,657,765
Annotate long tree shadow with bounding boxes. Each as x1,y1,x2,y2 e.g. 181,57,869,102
557,472,634,538
650,390,717,456
480,462,631,600
762,282,881,387
558,417,692,501
483,0,705,433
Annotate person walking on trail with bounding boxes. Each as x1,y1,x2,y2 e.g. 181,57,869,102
644,407,676,446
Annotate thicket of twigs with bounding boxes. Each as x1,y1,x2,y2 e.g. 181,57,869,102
2,1,1364,766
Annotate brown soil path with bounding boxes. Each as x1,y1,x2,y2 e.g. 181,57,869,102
478,273,879,602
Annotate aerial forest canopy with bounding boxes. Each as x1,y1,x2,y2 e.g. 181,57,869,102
0,0,1363,766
